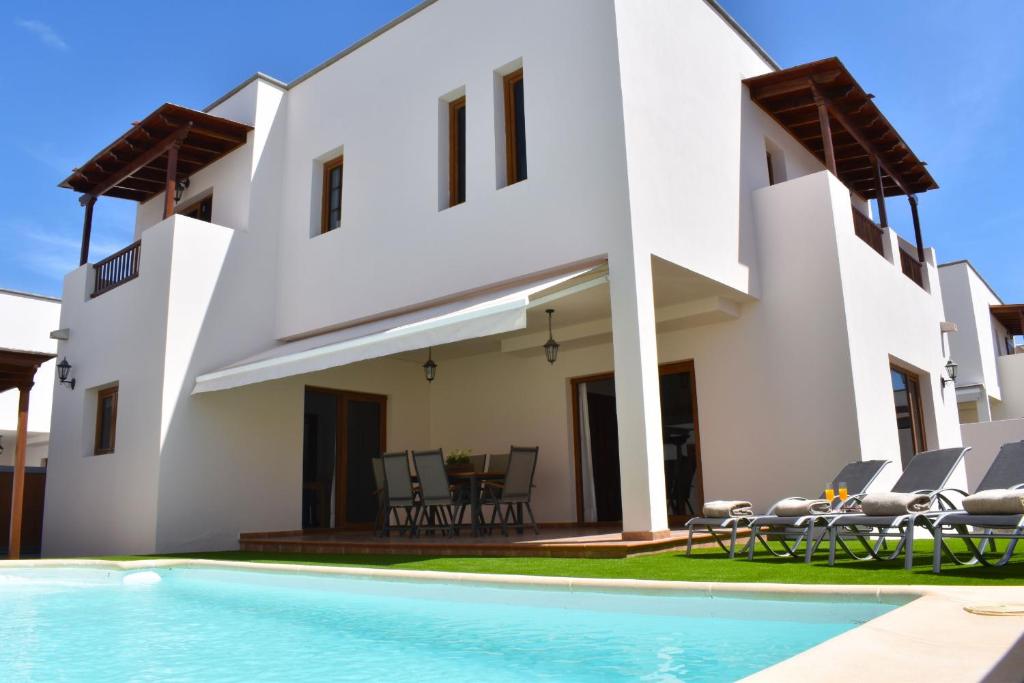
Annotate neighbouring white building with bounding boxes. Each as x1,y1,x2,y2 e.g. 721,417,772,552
937,260,1024,489
0,290,60,467
43,0,966,557
938,260,1024,423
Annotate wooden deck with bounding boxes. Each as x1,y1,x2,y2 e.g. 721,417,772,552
240,526,741,559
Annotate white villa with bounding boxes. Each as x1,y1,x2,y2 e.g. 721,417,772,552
42,0,967,557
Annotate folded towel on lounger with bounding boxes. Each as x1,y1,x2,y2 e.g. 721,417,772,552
703,500,753,518
963,489,1024,516
860,492,931,516
772,498,832,517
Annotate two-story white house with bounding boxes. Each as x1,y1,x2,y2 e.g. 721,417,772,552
42,0,963,557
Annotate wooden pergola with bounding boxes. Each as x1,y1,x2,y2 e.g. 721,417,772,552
991,304,1024,338
58,103,253,265
1,348,55,559
744,57,938,261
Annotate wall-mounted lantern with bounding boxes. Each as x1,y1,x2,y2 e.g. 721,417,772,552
422,347,437,383
941,359,958,388
56,357,76,390
174,178,190,203
543,309,560,365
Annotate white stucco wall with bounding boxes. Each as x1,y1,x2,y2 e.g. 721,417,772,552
0,290,60,466
994,354,1024,420
961,418,1024,491
273,0,630,339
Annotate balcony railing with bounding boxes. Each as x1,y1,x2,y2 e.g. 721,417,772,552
899,248,924,288
851,207,885,257
92,240,141,298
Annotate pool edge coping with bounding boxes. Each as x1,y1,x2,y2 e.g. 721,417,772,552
0,556,964,602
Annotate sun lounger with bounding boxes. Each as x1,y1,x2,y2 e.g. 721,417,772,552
685,459,889,559
921,441,1024,573
824,446,970,568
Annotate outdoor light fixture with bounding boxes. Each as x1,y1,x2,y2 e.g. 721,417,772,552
941,359,959,388
56,357,76,390
543,309,560,365
422,347,437,383
174,178,190,202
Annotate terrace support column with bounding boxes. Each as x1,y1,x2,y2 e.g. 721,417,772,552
908,195,925,262
8,383,31,560
873,159,889,228
608,250,669,541
163,141,182,219
813,87,837,175
79,194,96,266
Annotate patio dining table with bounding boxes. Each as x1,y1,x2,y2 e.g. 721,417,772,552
446,470,505,537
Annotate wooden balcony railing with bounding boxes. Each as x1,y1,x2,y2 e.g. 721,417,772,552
92,240,141,298
899,248,925,288
851,207,885,257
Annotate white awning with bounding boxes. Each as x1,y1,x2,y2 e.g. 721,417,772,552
192,265,607,394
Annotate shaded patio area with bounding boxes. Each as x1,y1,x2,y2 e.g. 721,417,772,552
239,526,730,559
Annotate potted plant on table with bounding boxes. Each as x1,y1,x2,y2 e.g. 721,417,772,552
445,449,474,474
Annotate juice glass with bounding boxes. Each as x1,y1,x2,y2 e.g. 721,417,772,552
838,482,849,501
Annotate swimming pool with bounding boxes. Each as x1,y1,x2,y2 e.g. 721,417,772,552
0,565,902,681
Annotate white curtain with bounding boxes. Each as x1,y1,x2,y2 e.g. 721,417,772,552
578,383,598,523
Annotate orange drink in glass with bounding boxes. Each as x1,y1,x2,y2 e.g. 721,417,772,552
824,484,836,501
838,482,849,501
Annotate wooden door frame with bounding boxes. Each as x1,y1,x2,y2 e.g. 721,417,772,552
570,360,703,526
305,386,387,530
889,363,927,455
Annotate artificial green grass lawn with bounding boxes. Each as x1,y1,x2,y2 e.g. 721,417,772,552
99,540,1024,587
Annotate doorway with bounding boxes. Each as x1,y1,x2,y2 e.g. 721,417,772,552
302,388,387,529
572,361,703,525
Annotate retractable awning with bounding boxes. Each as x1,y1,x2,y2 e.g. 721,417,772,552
192,265,608,394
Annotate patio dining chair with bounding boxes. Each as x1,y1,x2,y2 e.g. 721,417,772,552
380,451,418,536
468,454,487,473
484,446,540,535
487,453,510,475
412,449,463,536
371,456,387,534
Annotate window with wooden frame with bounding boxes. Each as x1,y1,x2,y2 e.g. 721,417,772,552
766,151,776,185
503,69,527,185
94,385,119,455
448,96,466,207
177,194,213,223
320,155,344,234
890,365,926,467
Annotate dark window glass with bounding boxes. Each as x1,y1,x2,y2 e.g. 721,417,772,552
512,77,527,182
181,195,213,223
449,98,466,207
95,386,118,455
321,156,344,233
766,151,775,185
504,70,527,185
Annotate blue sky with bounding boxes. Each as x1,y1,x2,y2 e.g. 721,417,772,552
1,1,1021,302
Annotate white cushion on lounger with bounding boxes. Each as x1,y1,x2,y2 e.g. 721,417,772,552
860,492,931,516
773,498,831,517
963,489,1024,515
703,500,753,518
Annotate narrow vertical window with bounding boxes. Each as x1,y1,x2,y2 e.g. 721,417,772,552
448,96,466,207
766,151,776,185
890,366,926,467
503,69,527,185
321,155,344,233
94,385,119,455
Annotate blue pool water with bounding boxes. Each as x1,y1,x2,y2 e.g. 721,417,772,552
0,567,900,681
